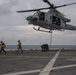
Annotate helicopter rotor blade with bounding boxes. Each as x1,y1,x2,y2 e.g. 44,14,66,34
55,2,76,8
43,0,53,7
17,7,50,13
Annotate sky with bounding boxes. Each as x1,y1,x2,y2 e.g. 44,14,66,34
0,0,76,45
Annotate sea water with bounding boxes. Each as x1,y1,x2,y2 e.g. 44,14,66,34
5,45,76,51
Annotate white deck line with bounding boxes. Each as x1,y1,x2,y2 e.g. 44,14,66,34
52,64,76,70
3,64,76,75
3,69,41,75
39,49,61,75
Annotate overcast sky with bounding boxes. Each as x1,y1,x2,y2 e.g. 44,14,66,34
0,0,76,45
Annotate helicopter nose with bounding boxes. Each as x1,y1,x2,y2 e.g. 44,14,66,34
32,17,38,21
26,16,33,21
26,16,33,24
26,16,38,23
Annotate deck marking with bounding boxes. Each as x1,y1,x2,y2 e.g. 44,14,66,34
67,58,76,61
3,64,76,75
52,64,76,70
3,69,41,75
4,49,76,75
0,56,52,59
3,49,61,75
39,49,61,75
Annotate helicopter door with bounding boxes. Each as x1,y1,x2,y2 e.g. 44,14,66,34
39,12,45,21
52,16,61,26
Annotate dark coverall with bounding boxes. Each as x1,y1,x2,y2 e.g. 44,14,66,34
16,40,23,53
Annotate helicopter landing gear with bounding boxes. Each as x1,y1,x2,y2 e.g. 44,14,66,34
33,27,52,33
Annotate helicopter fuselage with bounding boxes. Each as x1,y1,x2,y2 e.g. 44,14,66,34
26,9,76,31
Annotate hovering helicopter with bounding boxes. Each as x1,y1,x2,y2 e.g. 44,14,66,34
17,0,76,33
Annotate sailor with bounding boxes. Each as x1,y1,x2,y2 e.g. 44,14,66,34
0,41,7,54
16,40,23,53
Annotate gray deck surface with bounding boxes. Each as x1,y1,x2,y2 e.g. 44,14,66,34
0,49,76,75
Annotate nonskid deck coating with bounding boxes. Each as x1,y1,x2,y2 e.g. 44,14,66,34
0,49,76,75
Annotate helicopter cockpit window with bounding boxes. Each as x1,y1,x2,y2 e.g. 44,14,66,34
34,12,38,16
39,12,45,21
52,16,61,26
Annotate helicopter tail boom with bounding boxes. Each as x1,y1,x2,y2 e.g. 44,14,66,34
65,24,76,30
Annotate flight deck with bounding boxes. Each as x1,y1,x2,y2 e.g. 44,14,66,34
0,49,76,75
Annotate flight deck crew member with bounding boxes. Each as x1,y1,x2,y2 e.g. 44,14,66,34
0,41,7,54
16,40,23,53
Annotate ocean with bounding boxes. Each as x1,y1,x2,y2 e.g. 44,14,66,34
5,45,76,51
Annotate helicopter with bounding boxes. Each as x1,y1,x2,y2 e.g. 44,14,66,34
17,0,76,33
